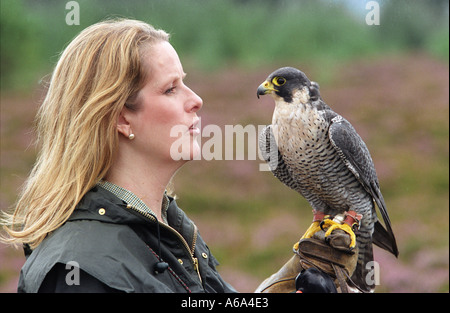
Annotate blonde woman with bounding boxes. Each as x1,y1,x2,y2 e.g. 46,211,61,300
2,19,225,292
1,19,355,293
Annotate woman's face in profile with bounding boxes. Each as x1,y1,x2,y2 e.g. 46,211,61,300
128,41,203,164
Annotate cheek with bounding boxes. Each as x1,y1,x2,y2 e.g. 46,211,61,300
141,105,186,155
148,106,174,125
146,115,181,148
141,100,181,134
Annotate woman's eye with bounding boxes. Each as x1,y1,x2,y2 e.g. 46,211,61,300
165,86,176,94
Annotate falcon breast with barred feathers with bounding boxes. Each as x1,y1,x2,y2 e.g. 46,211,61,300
257,67,398,292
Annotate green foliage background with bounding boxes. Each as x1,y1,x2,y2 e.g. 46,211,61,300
1,0,448,91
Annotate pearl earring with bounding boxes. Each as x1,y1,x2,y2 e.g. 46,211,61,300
128,133,135,140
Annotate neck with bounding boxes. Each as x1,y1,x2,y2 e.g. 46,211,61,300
105,146,183,221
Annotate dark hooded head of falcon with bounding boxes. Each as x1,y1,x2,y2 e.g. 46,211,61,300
257,67,321,104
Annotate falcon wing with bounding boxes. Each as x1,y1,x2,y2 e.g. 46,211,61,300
328,115,399,257
259,125,301,192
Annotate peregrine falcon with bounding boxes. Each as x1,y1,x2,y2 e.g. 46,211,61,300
257,67,398,292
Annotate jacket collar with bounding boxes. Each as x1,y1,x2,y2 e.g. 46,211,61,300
69,186,197,251
69,186,143,225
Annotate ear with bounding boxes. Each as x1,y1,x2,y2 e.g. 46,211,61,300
116,108,132,139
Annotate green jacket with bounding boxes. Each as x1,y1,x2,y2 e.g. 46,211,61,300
18,186,236,293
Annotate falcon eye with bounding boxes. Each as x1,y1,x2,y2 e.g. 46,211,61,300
273,77,286,87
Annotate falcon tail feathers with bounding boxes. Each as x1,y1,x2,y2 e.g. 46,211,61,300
372,189,399,257
373,221,399,257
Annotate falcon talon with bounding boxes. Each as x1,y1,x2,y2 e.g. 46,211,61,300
319,220,326,232
319,214,332,231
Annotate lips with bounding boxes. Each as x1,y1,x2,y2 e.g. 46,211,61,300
189,117,200,135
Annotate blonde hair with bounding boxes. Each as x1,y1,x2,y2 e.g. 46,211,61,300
1,19,169,249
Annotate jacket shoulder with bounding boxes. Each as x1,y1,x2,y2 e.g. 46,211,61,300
19,220,169,293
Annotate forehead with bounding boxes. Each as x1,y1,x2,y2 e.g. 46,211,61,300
146,41,184,82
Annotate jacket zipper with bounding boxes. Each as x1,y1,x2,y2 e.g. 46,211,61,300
125,205,202,284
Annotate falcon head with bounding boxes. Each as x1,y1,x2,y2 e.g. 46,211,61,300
257,67,321,104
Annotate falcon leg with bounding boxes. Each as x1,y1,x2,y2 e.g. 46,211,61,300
299,210,328,240
300,221,322,240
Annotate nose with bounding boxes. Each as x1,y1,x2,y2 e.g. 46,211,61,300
185,87,203,113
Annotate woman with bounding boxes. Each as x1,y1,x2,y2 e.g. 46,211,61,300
1,18,352,293
2,18,230,292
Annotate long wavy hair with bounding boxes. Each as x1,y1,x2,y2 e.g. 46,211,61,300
1,19,169,249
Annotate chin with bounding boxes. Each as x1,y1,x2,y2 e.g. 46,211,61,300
190,142,201,160
184,141,201,161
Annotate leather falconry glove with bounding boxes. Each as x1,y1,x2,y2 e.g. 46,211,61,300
255,229,358,293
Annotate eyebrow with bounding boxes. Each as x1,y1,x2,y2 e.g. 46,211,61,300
168,72,187,83
155,72,186,92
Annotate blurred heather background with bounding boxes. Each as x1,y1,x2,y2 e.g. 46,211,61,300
1,0,448,292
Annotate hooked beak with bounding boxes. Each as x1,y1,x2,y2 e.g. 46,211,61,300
257,80,277,99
